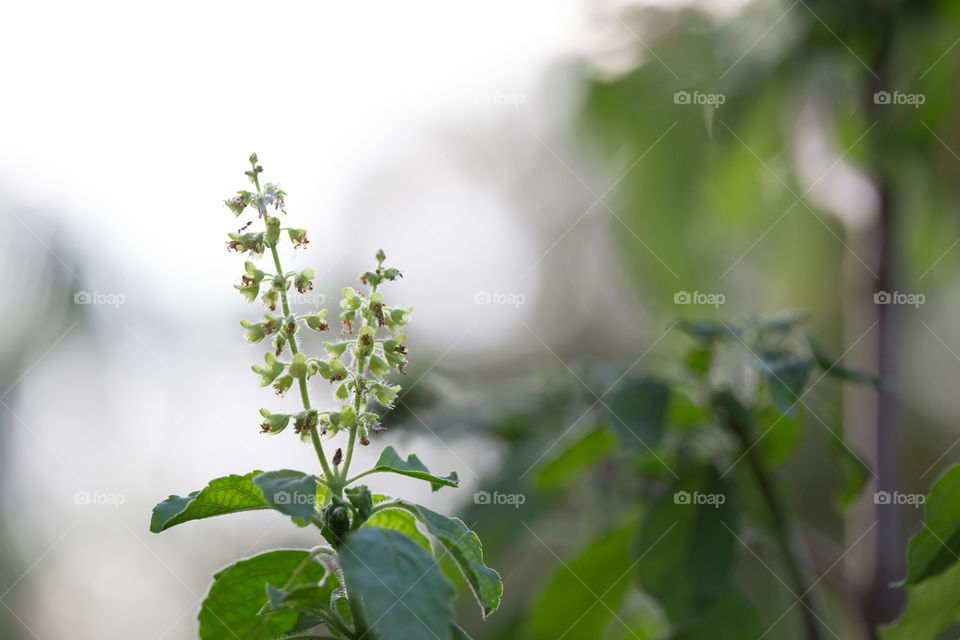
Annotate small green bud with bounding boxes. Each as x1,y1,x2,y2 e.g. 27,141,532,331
340,310,356,334
259,409,290,434
295,268,314,294
289,353,307,379
261,289,279,312
357,326,375,355
322,496,351,546
359,271,381,287
240,320,266,343
273,374,294,396
305,310,329,332
328,358,348,382
376,249,387,264
265,216,281,247
288,228,309,249
345,485,373,522
339,404,358,428
368,354,389,377
382,267,402,281
371,383,400,407
271,274,285,291
249,152,258,165
323,341,349,357
272,332,287,356
341,287,361,311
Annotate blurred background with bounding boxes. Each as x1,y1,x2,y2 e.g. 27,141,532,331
2,0,960,638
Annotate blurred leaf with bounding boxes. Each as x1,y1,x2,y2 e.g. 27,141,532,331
675,319,741,342
904,465,960,584
754,407,802,466
254,470,324,525
151,471,268,533
399,501,502,617
668,388,710,426
353,445,459,491
198,549,327,639
754,352,811,416
528,521,634,640
633,466,737,622
671,586,764,639
881,559,960,640
827,433,871,509
451,624,473,639
608,377,671,448
684,345,713,376
805,332,881,387
339,527,455,640
535,427,618,488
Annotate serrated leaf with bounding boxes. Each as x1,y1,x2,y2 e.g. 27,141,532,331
339,527,456,640
352,446,459,491
199,550,328,640
634,466,736,623
535,427,618,488
608,376,671,448
253,470,324,525
151,471,268,533
398,501,502,617
904,465,960,584
529,521,633,640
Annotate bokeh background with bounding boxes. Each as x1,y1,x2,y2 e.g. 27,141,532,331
2,0,960,638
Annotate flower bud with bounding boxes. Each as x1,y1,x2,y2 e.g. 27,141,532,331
263,314,282,334
328,358,348,382
265,216,281,247
273,374,294,396
259,408,290,434
249,152,259,164
323,341,348,357
376,249,387,263
252,352,285,386
340,310,356,334
382,267,402,281
292,409,319,435
305,310,329,332
371,383,400,407
289,353,307,379
359,271,381,287
294,268,315,294
288,228,309,248
272,332,287,356
261,289,279,312
240,320,266,343
368,354,389,378
387,306,413,332
357,326,375,356
339,404,358,428
341,287,361,311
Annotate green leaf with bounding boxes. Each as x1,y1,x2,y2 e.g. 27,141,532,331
805,332,881,387
339,527,456,640
253,470,324,525
607,376,671,448
353,445,459,491
398,501,502,617
668,388,710,426
535,427,618,487
881,559,960,640
827,433,871,509
674,319,742,341
754,352,811,416
754,407,802,466
671,586,764,639
198,550,328,639
366,504,431,551
151,471,268,533
634,466,737,623
528,521,633,640
684,344,713,376
904,465,960,584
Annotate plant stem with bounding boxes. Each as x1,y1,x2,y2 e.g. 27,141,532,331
260,203,333,481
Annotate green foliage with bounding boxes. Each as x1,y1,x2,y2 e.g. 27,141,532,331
150,156,500,639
